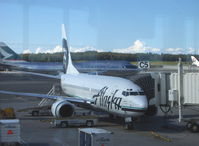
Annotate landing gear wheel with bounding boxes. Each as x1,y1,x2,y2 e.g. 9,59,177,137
86,121,93,127
186,122,193,131
60,122,68,128
191,123,199,133
124,123,134,130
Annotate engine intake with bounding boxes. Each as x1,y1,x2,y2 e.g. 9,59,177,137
51,100,74,118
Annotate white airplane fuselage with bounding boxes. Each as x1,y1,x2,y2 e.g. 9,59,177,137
61,73,148,117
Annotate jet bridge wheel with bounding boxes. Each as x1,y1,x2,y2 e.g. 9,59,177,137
186,121,199,133
186,122,193,130
190,123,199,133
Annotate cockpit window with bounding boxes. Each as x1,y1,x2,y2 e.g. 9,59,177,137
122,89,145,96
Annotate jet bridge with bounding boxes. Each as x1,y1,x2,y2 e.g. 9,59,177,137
128,58,199,132
147,59,199,132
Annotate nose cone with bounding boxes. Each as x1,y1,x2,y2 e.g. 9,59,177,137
133,95,148,110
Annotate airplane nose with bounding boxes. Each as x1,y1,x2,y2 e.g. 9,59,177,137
133,95,148,110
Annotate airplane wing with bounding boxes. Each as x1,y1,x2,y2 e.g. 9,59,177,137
14,71,62,79
0,70,61,79
0,90,91,104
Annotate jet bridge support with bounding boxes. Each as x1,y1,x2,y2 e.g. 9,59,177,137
168,59,199,132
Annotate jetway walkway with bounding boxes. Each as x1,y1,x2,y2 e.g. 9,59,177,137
135,59,199,132
127,59,199,132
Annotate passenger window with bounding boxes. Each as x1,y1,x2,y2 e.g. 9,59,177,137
122,91,126,96
126,92,129,96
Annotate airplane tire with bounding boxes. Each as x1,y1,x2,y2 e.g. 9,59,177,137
60,122,68,128
186,122,193,131
191,123,199,133
124,123,133,130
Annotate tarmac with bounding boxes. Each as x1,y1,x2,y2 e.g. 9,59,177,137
0,72,199,146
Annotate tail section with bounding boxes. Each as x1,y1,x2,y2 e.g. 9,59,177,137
0,42,21,60
191,56,199,67
62,24,79,74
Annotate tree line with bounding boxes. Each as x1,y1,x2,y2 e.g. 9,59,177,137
20,51,196,62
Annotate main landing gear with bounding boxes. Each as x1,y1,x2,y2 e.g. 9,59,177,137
123,117,134,130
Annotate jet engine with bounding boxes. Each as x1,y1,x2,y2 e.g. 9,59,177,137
51,100,75,118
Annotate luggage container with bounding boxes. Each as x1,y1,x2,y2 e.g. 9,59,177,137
0,119,20,146
78,128,112,146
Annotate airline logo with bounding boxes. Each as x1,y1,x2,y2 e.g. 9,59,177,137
92,86,122,111
192,56,197,62
191,56,199,66
63,39,69,73
0,47,13,60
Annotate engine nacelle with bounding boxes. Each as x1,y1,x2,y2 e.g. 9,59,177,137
51,100,75,118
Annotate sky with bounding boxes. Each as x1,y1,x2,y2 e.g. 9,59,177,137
0,0,199,54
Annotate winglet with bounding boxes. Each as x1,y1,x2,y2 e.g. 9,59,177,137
62,24,79,74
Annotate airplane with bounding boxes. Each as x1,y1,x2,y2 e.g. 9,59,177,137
191,56,199,67
0,42,138,74
0,24,148,129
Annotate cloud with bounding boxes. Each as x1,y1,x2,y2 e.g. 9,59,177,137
164,47,197,54
35,47,42,54
34,45,63,54
36,45,103,53
165,48,184,54
22,45,103,54
22,41,197,55
187,48,195,54
45,45,62,54
70,46,103,52
22,49,32,54
112,40,160,53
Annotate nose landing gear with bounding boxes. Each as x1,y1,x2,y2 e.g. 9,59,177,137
124,117,134,130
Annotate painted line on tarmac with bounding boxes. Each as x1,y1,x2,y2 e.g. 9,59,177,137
127,129,172,142
149,131,172,142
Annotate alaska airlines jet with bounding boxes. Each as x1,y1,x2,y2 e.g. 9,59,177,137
191,56,199,67
0,25,148,129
